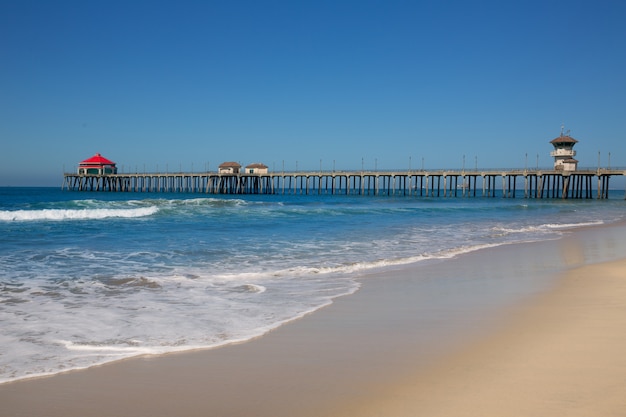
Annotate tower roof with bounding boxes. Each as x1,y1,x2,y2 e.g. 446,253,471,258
80,153,116,165
550,135,578,144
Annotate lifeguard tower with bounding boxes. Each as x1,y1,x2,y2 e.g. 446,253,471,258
550,128,579,171
78,153,117,175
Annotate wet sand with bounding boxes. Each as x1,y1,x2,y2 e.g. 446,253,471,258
2,224,626,417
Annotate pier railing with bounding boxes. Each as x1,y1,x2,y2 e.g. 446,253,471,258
62,168,626,199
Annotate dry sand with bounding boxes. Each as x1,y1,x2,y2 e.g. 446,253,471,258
339,258,626,417
2,227,626,417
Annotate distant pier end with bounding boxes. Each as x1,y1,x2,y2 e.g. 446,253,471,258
77,153,117,175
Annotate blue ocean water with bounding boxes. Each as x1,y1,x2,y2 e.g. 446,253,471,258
1,187,625,383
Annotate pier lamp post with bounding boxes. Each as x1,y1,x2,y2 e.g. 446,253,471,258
375,158,378,171
475,156,477,172
361,157,364,173
536,154,539,170
421,157,424,171
609,152,611,169
333,160,335,172
525,153,528,171
320,159,322,173
409,156,412,172
598,151,601,171
462,154,465,173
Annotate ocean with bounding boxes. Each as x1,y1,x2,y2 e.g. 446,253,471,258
1,186,625,384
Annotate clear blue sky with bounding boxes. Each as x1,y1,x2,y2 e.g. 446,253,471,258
2,0,625,186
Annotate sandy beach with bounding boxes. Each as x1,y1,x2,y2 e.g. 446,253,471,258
341,257,626,417
2,223,626,417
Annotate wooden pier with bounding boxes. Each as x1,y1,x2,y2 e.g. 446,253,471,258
62,169,626,199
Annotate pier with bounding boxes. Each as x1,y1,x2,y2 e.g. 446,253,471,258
62,168,626,199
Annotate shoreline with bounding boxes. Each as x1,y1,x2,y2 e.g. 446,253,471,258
2,222,626,416
0,230,569,387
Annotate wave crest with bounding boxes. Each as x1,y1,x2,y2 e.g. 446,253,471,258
0,207,159,222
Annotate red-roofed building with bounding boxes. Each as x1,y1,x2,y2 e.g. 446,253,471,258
78,153,117,175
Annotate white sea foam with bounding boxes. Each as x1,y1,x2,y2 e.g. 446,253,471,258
59,341,154,353
493,220,604,235
0,253,361,385
0,207,159,221
542,221,605,229
207,242,520,281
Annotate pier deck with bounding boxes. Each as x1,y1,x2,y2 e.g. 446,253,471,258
63,169,626,199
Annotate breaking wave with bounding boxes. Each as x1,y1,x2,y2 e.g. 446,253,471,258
0,207,159,222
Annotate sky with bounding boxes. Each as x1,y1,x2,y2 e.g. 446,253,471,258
1,0,626,186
